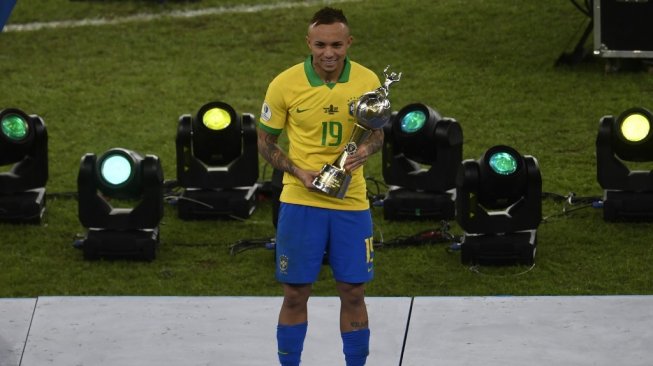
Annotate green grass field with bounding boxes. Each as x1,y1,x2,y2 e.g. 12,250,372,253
1,0,652,297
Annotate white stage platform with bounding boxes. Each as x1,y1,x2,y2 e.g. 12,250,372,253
1,296,651,366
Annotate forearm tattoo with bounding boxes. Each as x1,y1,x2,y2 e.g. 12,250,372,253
363,129,384,156
259,132,296,175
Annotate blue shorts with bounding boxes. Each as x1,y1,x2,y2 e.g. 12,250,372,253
275,203,374,284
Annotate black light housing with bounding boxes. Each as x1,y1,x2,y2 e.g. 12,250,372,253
175,101,258,219
597,107,653,221
382,103,462,220
456,145,542,265
0,108,48,223
77,148,164,261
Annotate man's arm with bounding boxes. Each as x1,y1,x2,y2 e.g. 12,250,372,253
257,127,318,188
344,128,384,172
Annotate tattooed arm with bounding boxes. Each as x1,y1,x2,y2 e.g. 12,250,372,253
344,128,384,172
257,127,318,189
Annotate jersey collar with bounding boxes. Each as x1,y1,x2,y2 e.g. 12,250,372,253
304,55,351,88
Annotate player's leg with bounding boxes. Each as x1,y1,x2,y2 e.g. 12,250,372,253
336,282,370,366
279,283,312,325
277,283,311,366
275,203,329,366
336,281,368,332
329,209,374,366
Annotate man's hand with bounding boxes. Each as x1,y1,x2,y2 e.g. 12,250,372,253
344,145,370,172
294,167,320,190
344,128,383,172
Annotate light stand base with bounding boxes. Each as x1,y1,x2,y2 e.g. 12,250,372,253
0,187,46,224
383,188,455,220
461,230,536,266
603,190,653,222
177,186,257,220
81,227,159,261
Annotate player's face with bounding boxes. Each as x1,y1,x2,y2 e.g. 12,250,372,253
306,22,352,78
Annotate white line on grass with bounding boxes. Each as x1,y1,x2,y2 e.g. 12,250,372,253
4,0,361,33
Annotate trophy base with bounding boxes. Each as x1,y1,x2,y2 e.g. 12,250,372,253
312,164,351,199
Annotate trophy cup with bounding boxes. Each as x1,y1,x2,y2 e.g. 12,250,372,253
312,66,402,198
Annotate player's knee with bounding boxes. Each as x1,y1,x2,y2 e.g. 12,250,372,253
337,283,366,307
282,296,308,312
282,284,311,311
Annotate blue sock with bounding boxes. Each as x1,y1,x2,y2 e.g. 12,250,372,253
277,322,307,366
341,328,370,366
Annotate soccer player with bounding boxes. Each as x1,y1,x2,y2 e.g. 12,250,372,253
257,6,383,366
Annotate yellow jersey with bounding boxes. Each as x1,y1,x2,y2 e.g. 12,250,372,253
259,56,381,210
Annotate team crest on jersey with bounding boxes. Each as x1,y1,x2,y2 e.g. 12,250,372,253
261,102,272,122
278,255,289,274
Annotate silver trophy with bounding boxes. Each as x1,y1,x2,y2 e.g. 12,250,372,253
313,66,402,198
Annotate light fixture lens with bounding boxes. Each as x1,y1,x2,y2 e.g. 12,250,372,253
1,113,29,141
489,152,517,175
203,107,231,131
620,113,650,142
101,154,133,186
401,110,426,133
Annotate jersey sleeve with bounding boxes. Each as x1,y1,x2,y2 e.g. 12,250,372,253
258,77,287,136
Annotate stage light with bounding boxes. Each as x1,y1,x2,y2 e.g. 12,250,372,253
456,145,542,265
175,101,258,220
381,103,462,220
596,107,653,221
0,108,48,223
77,148,164,261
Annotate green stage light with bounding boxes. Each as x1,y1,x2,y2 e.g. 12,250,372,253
1,113,29,141
382,103,463,220
456,145,542,265
400,110,426,133
93,148,146,200
77,148,164,261
99,153,133,187
0,107,48,224
489,151,518,175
